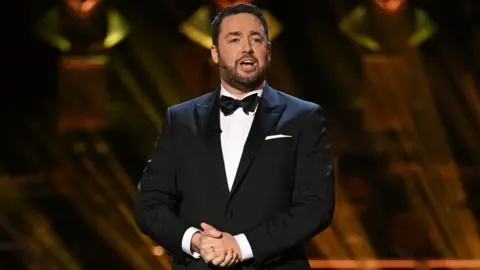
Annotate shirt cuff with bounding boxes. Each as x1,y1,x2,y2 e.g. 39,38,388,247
181,227,201,258
234,233,254,261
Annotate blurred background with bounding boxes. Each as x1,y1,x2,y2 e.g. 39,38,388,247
2,0,480,269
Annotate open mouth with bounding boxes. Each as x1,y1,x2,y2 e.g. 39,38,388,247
238,59,257,71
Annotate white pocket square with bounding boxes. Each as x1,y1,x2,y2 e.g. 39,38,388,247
265,134,292,140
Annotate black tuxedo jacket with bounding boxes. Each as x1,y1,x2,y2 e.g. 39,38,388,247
134,84,335,269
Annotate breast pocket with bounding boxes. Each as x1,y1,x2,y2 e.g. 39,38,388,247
252,136,296,194
260,136,294,164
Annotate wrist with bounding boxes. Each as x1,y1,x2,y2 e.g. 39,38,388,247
190,232,201,253
232,236,243,261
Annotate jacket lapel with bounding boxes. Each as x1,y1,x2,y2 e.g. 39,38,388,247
229,84,286,198
194,90,230,202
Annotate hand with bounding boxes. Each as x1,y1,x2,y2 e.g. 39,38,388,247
190,222,223,255
193,223,242,267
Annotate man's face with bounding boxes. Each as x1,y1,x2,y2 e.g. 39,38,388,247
216,0,253,10
211,13,271,92
66,0,100,16
374,0,407,13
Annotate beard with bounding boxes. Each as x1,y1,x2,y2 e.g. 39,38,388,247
218,54,269,92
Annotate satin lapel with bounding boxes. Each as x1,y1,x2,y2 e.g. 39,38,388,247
229,85,286,198
194,90,230,201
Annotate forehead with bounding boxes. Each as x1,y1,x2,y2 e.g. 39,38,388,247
220,13,266,35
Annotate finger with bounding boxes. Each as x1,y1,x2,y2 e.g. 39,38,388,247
219,249,233,267
202,248,216,263
199,248,209,261
201,223,223,238
200,222,214,231
201,222,222,238
211,250,227,266
204,228,222,238
201,246,216,262
227,252,239,267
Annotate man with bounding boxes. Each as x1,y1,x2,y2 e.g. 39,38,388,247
134,3,334,269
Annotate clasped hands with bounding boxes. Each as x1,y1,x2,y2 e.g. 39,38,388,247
191,222,242,267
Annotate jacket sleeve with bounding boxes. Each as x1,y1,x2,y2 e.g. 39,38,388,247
134,107,190,261
244,105,335,265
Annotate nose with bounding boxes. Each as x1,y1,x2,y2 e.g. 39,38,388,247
241,39,254,54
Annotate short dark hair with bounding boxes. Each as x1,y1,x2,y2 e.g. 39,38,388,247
210,3,269,47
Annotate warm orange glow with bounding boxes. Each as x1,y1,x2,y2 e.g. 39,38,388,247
151,246,165,256
59,58,106,69
309,260,480,269
58,117,106,132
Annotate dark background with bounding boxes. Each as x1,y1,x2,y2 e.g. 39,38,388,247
2,0,480,269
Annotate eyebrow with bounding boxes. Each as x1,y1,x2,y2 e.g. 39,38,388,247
225,31,264,38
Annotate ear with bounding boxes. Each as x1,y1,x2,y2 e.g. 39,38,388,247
210,44,219,64
267,41,272,62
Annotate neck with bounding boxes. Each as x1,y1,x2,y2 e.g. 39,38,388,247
220,79,265,99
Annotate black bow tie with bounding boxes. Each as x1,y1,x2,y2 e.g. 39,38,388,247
219,94,259,116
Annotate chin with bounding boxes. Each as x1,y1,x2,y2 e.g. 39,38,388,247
236,70,257,79
237,68,258,75
240,76,261,85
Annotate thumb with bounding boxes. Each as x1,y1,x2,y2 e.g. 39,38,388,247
200,222,222,238
200,222,214,230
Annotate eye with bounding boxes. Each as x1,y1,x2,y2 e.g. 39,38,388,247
229,38,240,43
250,37,263,43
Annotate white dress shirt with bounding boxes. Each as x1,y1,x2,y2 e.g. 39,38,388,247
181,85,262,261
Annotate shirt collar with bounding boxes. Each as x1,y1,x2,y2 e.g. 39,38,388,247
220,84,263,100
